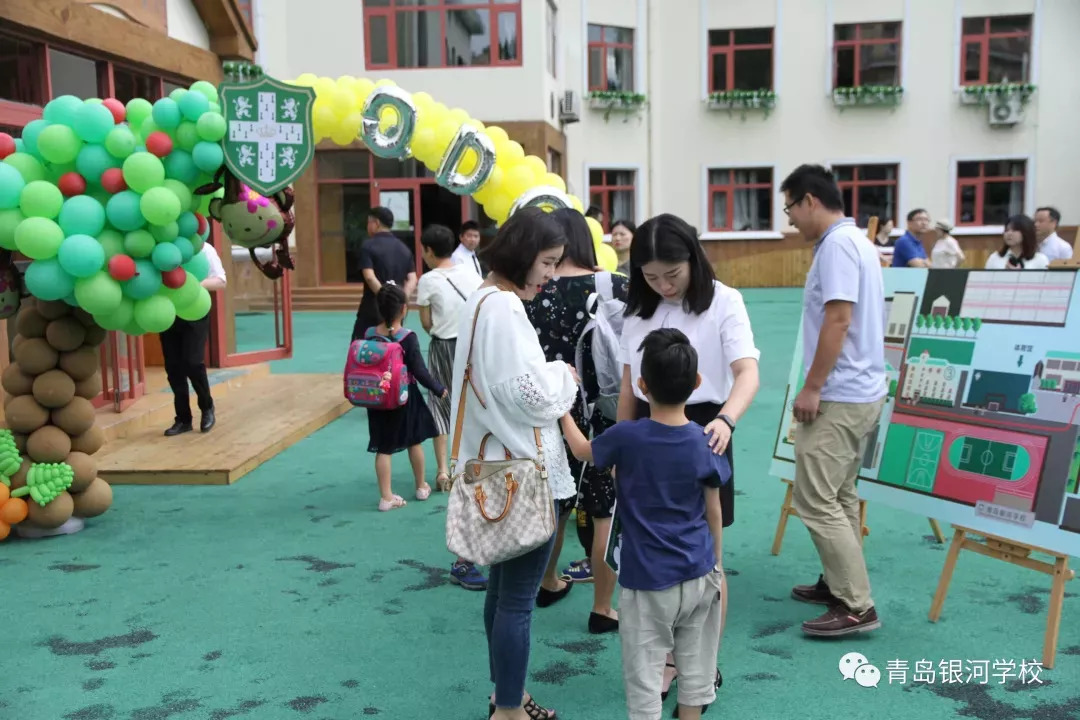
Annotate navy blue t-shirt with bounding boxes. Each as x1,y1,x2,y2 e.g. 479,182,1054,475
891,231,927,267
591,419,732,592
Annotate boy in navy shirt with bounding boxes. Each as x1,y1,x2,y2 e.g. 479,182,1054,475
561,328,730,720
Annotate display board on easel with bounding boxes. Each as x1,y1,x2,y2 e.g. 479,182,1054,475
770,267,1080,667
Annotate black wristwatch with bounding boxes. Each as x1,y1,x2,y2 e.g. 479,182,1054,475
716,413,736,432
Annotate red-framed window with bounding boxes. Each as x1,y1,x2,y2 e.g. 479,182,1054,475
961,15,1032,85
956,160,1026,227
833,164,898,227
363,0,522,69
588,169,635,231
834,22,901,88
588,25,634,92
707,168,772,232
708,28,773,92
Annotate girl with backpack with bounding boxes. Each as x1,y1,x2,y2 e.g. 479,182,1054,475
363,283,447,511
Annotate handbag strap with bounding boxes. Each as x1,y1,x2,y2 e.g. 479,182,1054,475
450,288,544,474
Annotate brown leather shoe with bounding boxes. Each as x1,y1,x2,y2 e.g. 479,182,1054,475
802,604,881,637
791,574,841,605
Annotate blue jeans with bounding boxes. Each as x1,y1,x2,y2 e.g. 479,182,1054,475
485,505,558,709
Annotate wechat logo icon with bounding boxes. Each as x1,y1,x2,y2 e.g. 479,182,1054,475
839,652,880,688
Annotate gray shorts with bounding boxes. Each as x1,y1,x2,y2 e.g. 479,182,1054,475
619,571,724,719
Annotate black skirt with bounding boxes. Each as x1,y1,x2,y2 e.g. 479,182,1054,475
366,382,440,455
635,399,735,528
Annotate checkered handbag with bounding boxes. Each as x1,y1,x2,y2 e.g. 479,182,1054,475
445,291,557,567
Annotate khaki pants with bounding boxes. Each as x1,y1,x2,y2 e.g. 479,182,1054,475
792,398,884,613
619,572,724,720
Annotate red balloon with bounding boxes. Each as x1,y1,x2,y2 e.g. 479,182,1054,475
0,132,15,160
145,131,173,158
101,167,127,194
195,212,208,234
102,98,126,124
162,267,187,289
108,254,137,282
58,172,87,197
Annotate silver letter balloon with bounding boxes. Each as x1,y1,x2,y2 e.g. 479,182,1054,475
361,87,418,159
508,186,573,217
435,124,496,195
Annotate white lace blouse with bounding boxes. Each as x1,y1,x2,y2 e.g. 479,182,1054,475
449,287,578,500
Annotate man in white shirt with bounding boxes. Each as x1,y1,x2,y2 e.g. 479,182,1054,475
450,220,483,277
781,164,886,638
160,241,227,436
1034,207,1074,261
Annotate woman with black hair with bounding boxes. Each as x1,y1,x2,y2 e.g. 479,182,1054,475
450,207,577,720
525,208,627,635
985,214,1050,269
617,213,761,699
611,219,636,276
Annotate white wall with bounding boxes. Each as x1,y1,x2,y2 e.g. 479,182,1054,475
165,0,211,50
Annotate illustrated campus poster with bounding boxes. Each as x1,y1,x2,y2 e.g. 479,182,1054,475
770,268,1080,558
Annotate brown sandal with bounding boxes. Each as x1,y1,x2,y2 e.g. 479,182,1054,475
435,471,452,492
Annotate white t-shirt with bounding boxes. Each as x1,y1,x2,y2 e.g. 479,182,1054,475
802,218,887,404
1039,232,1074,262
984,251,1050,270
202,242,227,282
931,235,965,269
414,264,483,340
451,244,483,277
619,280,760,405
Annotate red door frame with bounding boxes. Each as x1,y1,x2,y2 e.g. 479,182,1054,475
372,179,425,276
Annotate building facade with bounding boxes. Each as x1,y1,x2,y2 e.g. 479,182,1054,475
254,0,1078,294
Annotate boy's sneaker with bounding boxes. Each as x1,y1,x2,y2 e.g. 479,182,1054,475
450,561,487,591
560,558,593,583
791,574,840,605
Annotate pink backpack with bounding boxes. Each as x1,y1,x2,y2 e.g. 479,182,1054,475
344,328,413,409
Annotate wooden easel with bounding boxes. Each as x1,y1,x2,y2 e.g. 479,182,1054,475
930,525,1073,669
771,478,946,555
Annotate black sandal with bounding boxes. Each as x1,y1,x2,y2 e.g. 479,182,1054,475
488,696,557,719
670,668,722,718
660,662,677,700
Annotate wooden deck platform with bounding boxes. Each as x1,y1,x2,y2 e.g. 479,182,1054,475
96,371,350,485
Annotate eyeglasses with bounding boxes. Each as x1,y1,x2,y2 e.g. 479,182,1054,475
783,196,805,216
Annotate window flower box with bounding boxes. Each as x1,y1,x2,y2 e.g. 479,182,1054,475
832,85,904,107
587,91,647,121
959,83,1036,106
706,90,777,117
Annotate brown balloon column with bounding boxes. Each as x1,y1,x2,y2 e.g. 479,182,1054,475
2,298,113,534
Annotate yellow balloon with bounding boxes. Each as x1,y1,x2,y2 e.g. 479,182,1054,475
293,73,318,87
413,91,434,109
374,78,396,87
314,77,336,97
523,155,547,179
435,117,462,152
459,147,478,174
354,78,375,105
336,75,358,92
474,165,504,205
448,107,470,125
496,140,525,170
595,242,619,272
411,127,439,164
504,163,537,202
585,216,604,246
542,173,566,192
484,193,512,225
569,194,584,213
331,88,354,115
485,126,509,148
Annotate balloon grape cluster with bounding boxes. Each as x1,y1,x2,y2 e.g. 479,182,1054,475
0,83,228,335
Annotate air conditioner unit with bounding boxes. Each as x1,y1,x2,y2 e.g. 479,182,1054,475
559,90,581,123
988,95,1024,126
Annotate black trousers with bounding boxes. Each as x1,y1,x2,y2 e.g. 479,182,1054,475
160,316,213,423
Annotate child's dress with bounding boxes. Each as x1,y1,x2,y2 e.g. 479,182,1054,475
365,328,446,455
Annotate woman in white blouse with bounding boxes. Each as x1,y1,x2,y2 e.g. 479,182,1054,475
616,213,761,701
449,207,576,720
930,219,966,269
985,214,1051,270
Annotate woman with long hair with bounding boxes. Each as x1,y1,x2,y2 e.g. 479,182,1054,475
611,219,636,276
985,214,1050,269
450,207,577,720
617,213,761,701
525,208,628,635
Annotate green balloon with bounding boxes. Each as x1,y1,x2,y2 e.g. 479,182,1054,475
195,112,227,142
98,229,125,258
20,119,50,158
4,153,46,183
24,258,76,301
0,163,26,209
124,229,156,258
177,286,212,321
174,121,199,152
36,124,82,165
151,241,182,271
104,126,137,159
178,91,210,122
122,152,166,194
126,98,153,129
140,186,182,226
189,234,205,254
183,247,211,281
105,190,145,232
172,236,195,263
58,195,107,236
94,296,134,330
150,221,179,242
133,295,177,333
76,144,119,183
20,180,64,219
152,98,182,130
0,208,25,251
192,142,224,174
123,259,162,299
72,102,116,143
75,271,124,315
162,179,193,212
58,233,106,278
177,212,198,238
14,216,65,260
43,95,83,124
140,117,160,142
45,161,77,185
190,80,218,102
163,271,200,307
163,150,199,184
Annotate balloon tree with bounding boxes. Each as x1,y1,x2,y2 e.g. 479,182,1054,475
0,81,229,539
